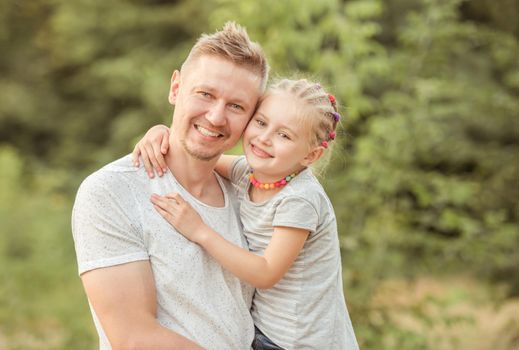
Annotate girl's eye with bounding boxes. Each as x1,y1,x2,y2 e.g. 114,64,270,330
279,133,291,140
256,119,266,126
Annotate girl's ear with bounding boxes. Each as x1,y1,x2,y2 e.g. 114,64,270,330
168,70,181,105
300,146,324,167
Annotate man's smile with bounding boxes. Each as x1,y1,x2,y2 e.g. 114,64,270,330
194,124,224,138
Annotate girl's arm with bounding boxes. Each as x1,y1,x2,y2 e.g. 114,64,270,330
132,125,238,180
150,193,309,289
214,155,239,180
132,124,170,178
200,224,309,289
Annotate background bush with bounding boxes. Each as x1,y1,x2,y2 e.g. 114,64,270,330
1,0,518,348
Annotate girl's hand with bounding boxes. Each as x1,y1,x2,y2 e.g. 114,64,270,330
132,125,170,178
150,193,206,243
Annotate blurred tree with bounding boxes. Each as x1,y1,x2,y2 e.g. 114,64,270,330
0,0,214,174
1,0,518,348
0,146,95,349
333,0,519,292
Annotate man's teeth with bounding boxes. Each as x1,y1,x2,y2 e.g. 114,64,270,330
196,126,221,137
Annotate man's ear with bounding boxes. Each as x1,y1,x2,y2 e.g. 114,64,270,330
168,70,181,105
301,146,325,167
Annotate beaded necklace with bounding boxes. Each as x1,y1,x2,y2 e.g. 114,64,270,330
249,171,298,190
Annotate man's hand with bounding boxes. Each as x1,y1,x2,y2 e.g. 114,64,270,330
132,124,170,178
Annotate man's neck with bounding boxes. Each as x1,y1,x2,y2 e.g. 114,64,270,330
165,142,221,203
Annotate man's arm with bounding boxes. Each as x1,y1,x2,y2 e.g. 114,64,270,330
81,261,204,350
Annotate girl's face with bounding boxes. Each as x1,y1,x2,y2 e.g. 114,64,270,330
242,91,321,182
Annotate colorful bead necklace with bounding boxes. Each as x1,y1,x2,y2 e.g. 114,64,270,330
249,171,298,190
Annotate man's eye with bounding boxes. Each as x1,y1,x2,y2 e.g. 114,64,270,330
199,92,211,98
230,103,243,111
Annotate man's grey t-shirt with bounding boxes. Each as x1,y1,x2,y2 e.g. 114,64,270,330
72,155,254,349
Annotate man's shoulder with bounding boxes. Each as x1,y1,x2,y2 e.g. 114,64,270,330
100,154,141,175
77,154,144,197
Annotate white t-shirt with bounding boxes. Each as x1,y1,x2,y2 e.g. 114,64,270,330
231,156,359,350
72,155,255,350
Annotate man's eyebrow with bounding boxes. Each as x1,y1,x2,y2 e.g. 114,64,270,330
194,85,251,108
233,98,249,107
193,84,217,93
231,95,254,109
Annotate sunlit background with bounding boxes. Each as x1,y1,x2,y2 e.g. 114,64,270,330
1,0,518,349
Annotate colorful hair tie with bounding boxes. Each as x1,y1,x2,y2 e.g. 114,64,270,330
321,140,329,148
329,131,336,140
328,94,336,104
332,112,341,122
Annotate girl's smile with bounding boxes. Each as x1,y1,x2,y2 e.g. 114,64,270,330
243,91,320,183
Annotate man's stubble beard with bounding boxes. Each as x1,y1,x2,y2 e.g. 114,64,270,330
180,138,222,161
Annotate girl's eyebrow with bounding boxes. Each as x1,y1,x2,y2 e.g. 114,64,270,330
281,126,298,139
257,112,298,138
257,112,270,120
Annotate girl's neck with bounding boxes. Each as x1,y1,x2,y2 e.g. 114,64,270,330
248,167,306,203
251,166,306,184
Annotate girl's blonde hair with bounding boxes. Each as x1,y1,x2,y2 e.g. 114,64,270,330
261,78,342,175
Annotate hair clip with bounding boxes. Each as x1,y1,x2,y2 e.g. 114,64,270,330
321,140,329,148
332,112,341,122
328,94,336,104
329,131,336,140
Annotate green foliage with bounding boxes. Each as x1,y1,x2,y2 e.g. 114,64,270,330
0,0,214,171
334,0,519,285
1,0,518,348
0,147,95,348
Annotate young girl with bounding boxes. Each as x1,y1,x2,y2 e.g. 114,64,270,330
134,79,359,350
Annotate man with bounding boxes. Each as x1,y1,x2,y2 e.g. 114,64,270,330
72,22,269,349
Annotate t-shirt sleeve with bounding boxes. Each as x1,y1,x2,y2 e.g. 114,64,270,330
71,173,149,275
272,196,319,234
229,155,250,186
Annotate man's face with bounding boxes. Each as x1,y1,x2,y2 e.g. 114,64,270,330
169,55,262,161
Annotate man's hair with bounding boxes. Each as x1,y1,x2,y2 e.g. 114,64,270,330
182,21,269,92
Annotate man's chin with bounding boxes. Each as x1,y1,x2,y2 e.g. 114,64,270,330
181,141,222,161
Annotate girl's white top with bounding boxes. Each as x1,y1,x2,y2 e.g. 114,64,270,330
231,156,359,350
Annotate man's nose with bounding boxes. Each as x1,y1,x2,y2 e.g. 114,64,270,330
205,101,226,126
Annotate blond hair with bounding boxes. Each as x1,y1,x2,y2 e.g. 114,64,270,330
262,78,342,174
182,22,269,92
